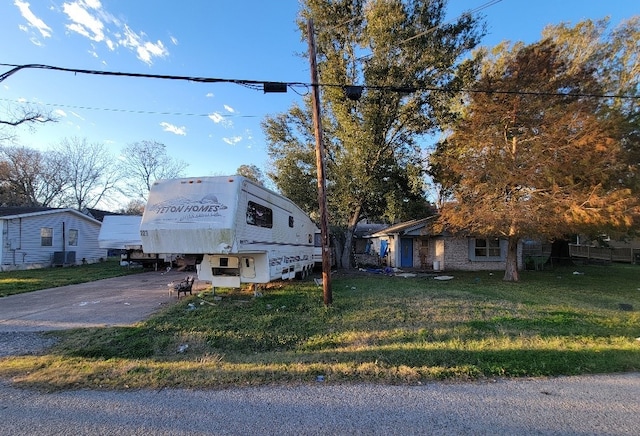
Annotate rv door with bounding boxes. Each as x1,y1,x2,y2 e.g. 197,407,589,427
241,256,256,279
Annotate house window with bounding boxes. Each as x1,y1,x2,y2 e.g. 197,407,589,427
41,227,53,246
469,238,504,261
68,229,78,246
246,201,273,228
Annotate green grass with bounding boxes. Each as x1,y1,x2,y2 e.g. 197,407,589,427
0,258,145,297
1,264,639,391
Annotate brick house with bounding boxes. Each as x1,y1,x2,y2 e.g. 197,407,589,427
366,216,523,271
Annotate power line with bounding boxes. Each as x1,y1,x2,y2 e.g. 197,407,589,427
0,97,261,118
0,63,310,93
1,62,637,101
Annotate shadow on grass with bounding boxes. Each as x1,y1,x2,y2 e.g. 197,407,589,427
52,326,159,359
50,325,640,379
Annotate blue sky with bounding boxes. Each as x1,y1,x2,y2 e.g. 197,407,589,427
1,0,638,188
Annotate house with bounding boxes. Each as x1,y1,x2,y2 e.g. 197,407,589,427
0,207,107,271
366,216,523,271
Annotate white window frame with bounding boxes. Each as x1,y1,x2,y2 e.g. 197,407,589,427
41,227,53,247
469,237,506,261
68,229,79,247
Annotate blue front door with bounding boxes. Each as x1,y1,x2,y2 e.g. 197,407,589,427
400,238,413,268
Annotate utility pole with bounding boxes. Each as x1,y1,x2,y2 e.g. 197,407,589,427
307,19,332,305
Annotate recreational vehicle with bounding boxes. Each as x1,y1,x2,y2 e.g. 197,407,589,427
140,176,316,288
98,215,175,269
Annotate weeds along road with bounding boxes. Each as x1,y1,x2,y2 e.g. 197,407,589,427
1,271,639,435
1,373,639,435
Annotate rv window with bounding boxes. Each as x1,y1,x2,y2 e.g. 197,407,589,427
219,258,229,267
41,227,53,247
289,216,294,228
246,201,273,228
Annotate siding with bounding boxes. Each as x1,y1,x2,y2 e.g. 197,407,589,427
1,211,107,270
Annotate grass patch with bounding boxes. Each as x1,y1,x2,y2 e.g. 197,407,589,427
1,264,639,391
0,258,144,297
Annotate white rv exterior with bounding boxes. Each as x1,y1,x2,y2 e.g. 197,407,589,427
140,176,316,288
98,215,175,268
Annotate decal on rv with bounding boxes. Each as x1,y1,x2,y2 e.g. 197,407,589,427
147,195,228,222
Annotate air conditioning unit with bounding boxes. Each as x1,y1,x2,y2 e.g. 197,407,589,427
53,251,76,266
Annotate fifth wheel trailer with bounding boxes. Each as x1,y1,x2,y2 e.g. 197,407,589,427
98,215,176,269
140,176,317,288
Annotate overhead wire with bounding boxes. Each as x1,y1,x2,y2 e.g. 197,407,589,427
0,62,637,108
0,97,261,118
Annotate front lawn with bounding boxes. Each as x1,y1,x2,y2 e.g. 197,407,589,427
1,264,638,391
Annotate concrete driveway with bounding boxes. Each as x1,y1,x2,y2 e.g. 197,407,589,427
0,270,204,332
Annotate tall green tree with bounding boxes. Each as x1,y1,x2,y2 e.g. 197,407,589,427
429,19,639,282
263,0,483,268
236,164,266,186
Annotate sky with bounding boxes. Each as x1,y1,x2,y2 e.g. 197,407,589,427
1,0,638,202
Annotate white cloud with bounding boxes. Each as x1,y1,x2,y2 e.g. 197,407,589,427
54,109,67,117
14,0,52,38
137,40,168,64
223,105,235,113
222,136,242,145
63,1,105,42
206,92,214,98
160,122,186,136
58,0,168,65
170,35,178,46
82,0,102,9
208,112,224,123
120,25,168,65
208,112,233,128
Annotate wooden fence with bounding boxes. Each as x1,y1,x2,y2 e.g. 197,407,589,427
569,244,640,264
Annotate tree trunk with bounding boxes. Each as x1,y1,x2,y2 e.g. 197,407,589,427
503,236,519,282
339,205,362,270
340,226,355,269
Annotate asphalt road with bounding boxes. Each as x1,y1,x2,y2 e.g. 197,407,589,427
0,271,638,435
1,374,639,435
